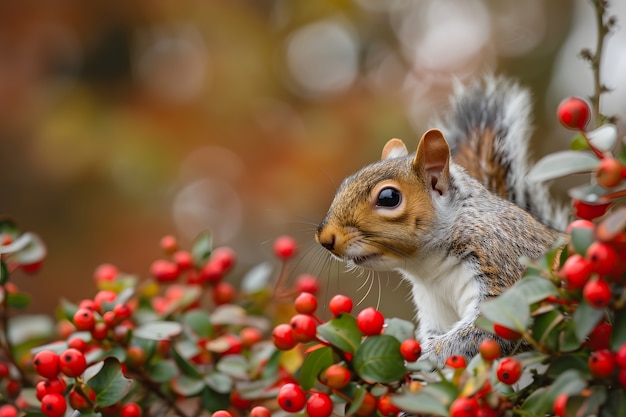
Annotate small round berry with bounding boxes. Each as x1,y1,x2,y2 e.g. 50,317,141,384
583,279,612,308
588,322,612,351
93,290,117,312
320,364,351,389
212,281,236,305
94,263,118,283
230,390,252,409
446,355,467,369
493,323,522,340
0,362,9,378
477,404,498,417
200,260,224,283
273,236,298,260
355,391,376,417
211,411,232,417
91,322,109,341
306,392,333,417
113,303,132,320
151,259,180,282
41,393,67,417
160,235,178,253
272,323,297,350
33,350,60,379
377,393,401,417
357,307,385,336
73,308,96,331
68,337,88,352
126,346,147,368
586,241,618,275
290,314,318,343
400,339,422,362
557,97,591,131
572,199,612,221
240,327,263,348
294,292,318,315
479,339,501,361
277,383,306,413
296,274,319,294
566,219,595,234
619,368,626,388
616,343,626,368
211,247,236,272
120,402,142,417
588,349,615,378
59,348,87,377
5,379,20,397
329,294,353,316
596,157,623,188
449,397,479,417
0,405,17,417
560,254,594,289
173,250,194,271
36,379,64,401
553,393,568,417
249,406,271,417
496,357,523,385
68,386,96,412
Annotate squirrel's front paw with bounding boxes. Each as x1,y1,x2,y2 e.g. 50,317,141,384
418,338,446,369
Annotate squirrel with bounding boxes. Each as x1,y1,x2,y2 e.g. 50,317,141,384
315,76,568,368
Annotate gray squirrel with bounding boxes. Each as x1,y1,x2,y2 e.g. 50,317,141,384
315,76,567,368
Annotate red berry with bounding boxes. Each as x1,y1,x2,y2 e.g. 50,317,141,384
596,157,623,188
5,379,20,397
94,263,118,283
249,406,271,417
211,411,232,417
273,236,298,260
496,357,522,385
306,392,333,417
68,386,95,411
272,323,297,350
41,393,67,417
357,307,385,336
560,254,594,289
0,362,9,378
230,390,252,409
200,260,224,283
355,392,376,417
586,241,618,275
68,337,88,352
211,247,236,272
619,368,626,388
573,199,611,221
35,379,66,401
588,349,615,378
126,346,147,368
240,327,263,347
479,339,501,361
616,343,626,368
73,308,96,331
151,259,180,282
557,97,590,131
59,348,87,377
277,383,306,413
0,405,17,417
320,364,351,389
113,303,132,320
329,294,353,316
120,402,142,417
377,393,401,417
553,393,568,417
446,355,467,369
290,314,318,343
173,251,193,271
449,397,479,417
93,290,117,312
587,322,612,351
33,350,60,379
400,339,422,362
160,235,178,253
296,274,319,294
493,324,522,340
294,292,318,315
91,321,109,341
566,219,595,234
583,279,612,308
476,405,498,417
212,281,236,305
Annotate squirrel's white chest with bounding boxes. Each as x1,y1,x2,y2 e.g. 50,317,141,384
398,255,480,336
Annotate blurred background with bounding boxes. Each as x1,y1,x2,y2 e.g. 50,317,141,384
1,0,625,318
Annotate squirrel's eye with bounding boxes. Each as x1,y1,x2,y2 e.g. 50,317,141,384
376,187,401,208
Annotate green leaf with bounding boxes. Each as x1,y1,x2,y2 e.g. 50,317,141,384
513,275,558,304
0,261,8,284
170,375,205,397
560,321,583,352
571,227,595,255
204,371,233,394
134,321,182,341
520,369,587,415
528,151,598,182
240,262,274,294
183,310,213,338
192,231,213,267
546,355,589,379
567,386,607,417
611,308,626,351
383,318,416,343
216,355,249,380
201,387,230,413
87,357,132,407
317,313,362,355
532,308,563,351
172,343,202,378
573,300,605,342
480,288,530,332
10,315,55,346
148,360,178,383
392,382,457,416
345,384,367,417
7,292,31,309
299,346,335,390
600,388,626,417
571,133,590,150
352,335,405,383
13,233,46,267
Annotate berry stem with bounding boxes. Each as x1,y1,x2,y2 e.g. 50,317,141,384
581,132,605,159
588,0,613,128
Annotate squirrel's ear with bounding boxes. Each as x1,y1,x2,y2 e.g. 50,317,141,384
381,138,408,160
414,129,451,195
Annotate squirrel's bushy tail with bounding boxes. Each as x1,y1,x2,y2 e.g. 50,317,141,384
435,76,568,231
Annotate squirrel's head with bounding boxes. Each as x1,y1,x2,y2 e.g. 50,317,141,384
315,129,451,270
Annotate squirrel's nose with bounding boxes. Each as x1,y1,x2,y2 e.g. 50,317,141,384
315,226,336,251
